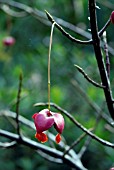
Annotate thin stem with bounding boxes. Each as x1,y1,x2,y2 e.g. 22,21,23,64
63,128,93,157
45,10,111,46
15,73,23,137
48,22,55,110
0,4,27,17
78,101,104,158
99,18,111,37
0,141,16,148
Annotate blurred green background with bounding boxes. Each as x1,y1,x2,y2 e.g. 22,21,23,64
0,0,114,169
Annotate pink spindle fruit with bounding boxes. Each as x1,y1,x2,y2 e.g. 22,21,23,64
32,109,65,143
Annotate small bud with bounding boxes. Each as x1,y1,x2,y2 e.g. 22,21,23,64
110,11,114,24
3,36,15,46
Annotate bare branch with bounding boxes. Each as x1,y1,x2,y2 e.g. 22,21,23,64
37,150,63,164
78,102,104,158
0,141,17,148
97,0,114,10
63,130,93,157
45,10,92,45
15,73,23,137
45,10,112,45
74,64,105,89
0,4,27,17
71,79,114,126
99,18,111,37
0,129,87,170
88,0,114,120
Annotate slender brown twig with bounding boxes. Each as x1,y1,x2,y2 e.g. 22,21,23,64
78,101,105,158
74,65,105,89
45,10,92,45
71,79,114,126
15,73,23,137
45,11,111,45
63,128,93,157
99,18,111,37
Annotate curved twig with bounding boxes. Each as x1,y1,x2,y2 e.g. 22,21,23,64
45,10,92,45
71,79,114,127
63,132,89,157
46,10,111,45
0,4,27,17
74,64,105,89
78,102,104,158
99,18,111,37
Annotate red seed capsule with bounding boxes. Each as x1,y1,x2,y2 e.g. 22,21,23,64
35,132,48,143
55,133,61,144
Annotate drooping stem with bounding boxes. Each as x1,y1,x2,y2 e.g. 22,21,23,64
48,22,55,110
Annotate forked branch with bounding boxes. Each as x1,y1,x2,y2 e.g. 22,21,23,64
88,0,114,119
